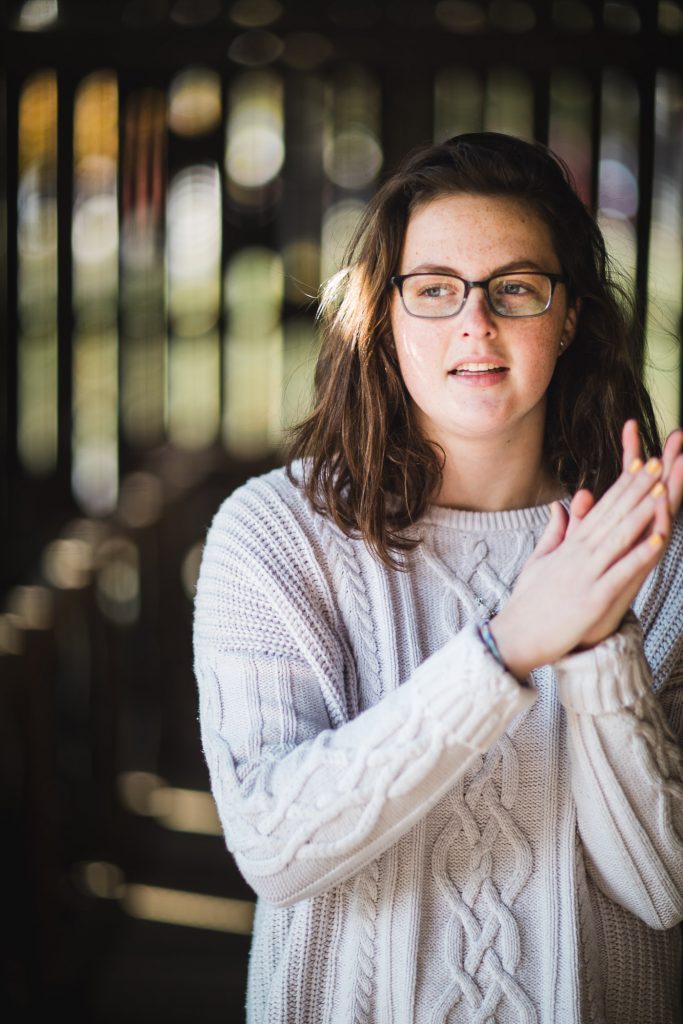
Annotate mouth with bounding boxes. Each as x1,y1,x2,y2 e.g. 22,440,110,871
449,362,509,377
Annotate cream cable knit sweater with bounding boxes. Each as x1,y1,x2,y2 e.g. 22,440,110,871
193,466,683,1024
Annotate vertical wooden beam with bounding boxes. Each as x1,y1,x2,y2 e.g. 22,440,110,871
634,0,658,342
533,68,551,147
56,70,75,502
1,69,18,579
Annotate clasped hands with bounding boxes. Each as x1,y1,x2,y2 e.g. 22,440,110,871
491,420,683,679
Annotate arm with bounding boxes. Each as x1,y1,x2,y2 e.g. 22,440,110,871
487,422,683,928
194,478,535,908
555,613,683,930
490,421,683,679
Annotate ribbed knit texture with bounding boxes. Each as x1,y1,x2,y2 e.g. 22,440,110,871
193,466,683,1024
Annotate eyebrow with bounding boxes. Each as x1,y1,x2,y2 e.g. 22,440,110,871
403,259,553,276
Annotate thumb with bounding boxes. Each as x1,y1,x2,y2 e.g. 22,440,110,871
528,501,568,564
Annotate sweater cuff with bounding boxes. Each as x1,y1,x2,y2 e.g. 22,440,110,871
410,621,537,751
554,612,653,715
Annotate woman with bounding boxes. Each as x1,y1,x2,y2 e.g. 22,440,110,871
194,133,683,1023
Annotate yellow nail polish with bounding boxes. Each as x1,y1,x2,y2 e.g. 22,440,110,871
629,458,643,474
645,457,661,475
651,481,666,499
649,533,664,549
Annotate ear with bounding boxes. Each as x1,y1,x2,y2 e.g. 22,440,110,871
559,297,581,353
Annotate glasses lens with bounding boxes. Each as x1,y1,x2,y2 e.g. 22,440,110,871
488,274,552,316
401,274,466,318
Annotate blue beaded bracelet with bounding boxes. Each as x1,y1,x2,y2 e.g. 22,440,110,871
478,619,509,672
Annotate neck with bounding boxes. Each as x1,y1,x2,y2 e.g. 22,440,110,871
432,433,562,512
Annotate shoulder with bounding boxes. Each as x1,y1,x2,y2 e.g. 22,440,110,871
662,512,683,579
202,463,334,571
194,464,359,647
198,463,331,589
202,461,392,580
208,462,312,533
636,513,683,687
639,513,683,607
193,466,359,725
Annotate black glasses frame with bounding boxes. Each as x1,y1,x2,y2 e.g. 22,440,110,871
389,271,567,319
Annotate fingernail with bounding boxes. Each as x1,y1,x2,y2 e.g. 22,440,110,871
651,482,666,499
645,458,662,475
629,458,644,474
649,533,664,549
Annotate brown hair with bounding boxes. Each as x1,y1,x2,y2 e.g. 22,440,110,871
287,132,661,567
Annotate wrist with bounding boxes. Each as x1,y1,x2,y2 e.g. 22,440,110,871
478,620,508,669
487,612,539,681
481,616,533,683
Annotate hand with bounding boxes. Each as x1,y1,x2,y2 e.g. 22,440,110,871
565,421,683,649
490,421,683,678
566,420,683,532
624,418,683,518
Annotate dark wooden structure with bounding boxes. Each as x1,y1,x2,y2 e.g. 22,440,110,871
2,1,682,1020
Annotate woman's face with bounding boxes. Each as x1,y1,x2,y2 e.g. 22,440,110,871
390,192,578,453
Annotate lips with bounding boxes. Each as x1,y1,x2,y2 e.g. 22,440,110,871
449,360,509,375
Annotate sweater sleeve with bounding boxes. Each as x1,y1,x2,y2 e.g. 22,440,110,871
554,610,683,931
193,478,536,908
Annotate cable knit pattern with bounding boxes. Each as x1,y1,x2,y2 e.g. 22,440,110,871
574,828,603,1024
350,858,380,1024
193,468,683,1023
430,737,535,1023
627,691,683,844
317,514,383,705
629,691,683,791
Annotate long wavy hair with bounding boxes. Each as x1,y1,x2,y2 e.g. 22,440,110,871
287,132,661,567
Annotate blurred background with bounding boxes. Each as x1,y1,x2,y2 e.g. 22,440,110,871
1,0,682,1020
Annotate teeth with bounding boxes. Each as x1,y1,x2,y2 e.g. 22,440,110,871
456,362,504,372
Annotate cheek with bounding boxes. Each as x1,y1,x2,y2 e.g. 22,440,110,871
392,315,443,393
525,320,564,373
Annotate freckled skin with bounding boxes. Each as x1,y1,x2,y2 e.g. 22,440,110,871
390,194,578,456
386,193,683,676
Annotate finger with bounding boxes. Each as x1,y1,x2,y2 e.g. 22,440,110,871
662,430,683,516
567,489,594,536
528,501,568,563
662,428,683,481
575,429,652,537
591,480,665,573
595,524,669,606
666,452,683,518
653,485,672,539
621,418,643,473
577,456,663,550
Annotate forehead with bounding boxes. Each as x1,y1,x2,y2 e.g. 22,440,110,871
400,193,559,272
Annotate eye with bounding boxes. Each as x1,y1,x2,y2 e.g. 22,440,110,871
399,274,465,316
412,276,460,299
419,283,452,298
495,279,536,296
489,274,551,315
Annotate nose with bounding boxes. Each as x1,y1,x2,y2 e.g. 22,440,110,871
456,284,497,337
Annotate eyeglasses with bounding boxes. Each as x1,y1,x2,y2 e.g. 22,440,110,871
389,271,567,319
